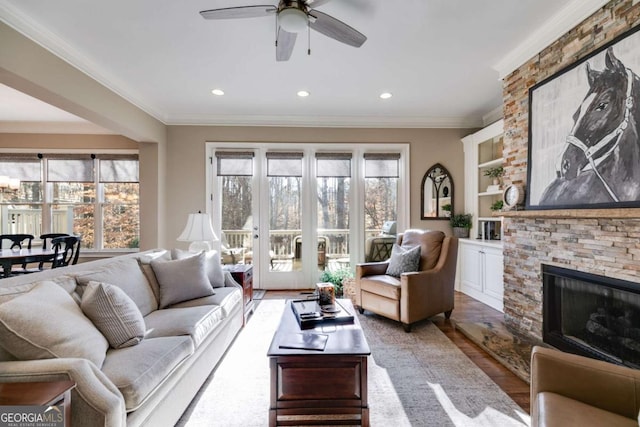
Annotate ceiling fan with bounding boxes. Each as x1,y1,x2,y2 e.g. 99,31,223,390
200,0,367,61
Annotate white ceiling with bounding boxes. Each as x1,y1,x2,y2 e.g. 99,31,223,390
0,0,609,130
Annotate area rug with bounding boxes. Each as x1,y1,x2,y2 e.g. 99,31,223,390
456,321,536,383
176,300,530,427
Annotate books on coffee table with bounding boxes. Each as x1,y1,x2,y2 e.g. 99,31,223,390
278,332,329,351
290,299,354,330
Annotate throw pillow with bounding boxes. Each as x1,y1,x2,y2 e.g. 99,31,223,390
386,244,422,277
151,251,214,308
75,258,158,316
171,248,225,288
0,281,109,367
81,281,146,349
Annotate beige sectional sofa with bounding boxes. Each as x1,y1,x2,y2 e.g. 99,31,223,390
0,249,244,427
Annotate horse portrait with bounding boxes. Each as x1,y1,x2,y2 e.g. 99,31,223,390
527,26,640,209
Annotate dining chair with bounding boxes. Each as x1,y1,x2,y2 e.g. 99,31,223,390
40,233,70,249
50,235,82,268
0,234,34,250
0,234,35,274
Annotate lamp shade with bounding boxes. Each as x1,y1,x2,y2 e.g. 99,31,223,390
177,213,219,252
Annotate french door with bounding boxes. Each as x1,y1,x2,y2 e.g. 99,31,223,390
208,143,409,290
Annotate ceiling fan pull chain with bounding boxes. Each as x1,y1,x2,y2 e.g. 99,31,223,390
307,21,311,56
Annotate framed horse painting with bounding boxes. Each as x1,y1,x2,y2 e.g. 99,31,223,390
527,24,640,210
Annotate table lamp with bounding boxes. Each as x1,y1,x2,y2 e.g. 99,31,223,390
177,212,219,252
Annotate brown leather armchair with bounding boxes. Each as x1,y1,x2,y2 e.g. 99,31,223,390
354,229,458,332
531,346,640,427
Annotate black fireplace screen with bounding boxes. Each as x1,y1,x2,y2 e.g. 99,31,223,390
543,264,640,368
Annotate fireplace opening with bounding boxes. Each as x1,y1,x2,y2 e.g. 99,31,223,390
543,264,640,368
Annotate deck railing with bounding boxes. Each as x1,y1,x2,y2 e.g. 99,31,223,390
1,206,72,236
223,228,384,259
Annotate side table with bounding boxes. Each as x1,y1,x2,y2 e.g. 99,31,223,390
223,264,254,325
0,380,76,427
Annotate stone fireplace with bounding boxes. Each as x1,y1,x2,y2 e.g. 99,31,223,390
500,1,640,345
542,263,640,367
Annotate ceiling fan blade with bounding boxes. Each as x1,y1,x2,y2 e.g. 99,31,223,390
276,26,297,62
305,0,333,7
308,10,366,48
200,5,277,20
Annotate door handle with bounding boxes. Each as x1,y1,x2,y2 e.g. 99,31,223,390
253,234,259,239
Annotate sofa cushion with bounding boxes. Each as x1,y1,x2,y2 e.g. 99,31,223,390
0,281,108,367
76,258,158,316
360,275,401,300
81,281,146,349
172,248,225,288
151,252,214,308
169,286,242,317
400,230,445,270
144,305,223,347
536,392,637,427
386,244,421,277
101,336,194,411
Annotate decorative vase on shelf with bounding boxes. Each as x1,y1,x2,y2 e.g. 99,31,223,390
492,178,500,186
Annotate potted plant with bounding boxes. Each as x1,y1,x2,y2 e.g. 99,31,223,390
319,268,353,297
484,166,504,185
490,200,504,211
450,213,472,238
441,203,452,217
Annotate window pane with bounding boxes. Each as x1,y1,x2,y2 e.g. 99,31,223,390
0,182,42,204
102,183,140,249
0,204,43,236
48,159,94,182
103,205,140,249
317,177,350,270
220,176,252,264
365,177,398,236
53,183,96,203
270,176,301,271
100,160,139,182
51,204,95,249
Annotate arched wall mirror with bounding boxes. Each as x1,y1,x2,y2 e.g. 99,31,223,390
421,163,453,220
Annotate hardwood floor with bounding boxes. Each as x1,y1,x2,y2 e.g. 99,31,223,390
432,292,530,413
260,289,530,413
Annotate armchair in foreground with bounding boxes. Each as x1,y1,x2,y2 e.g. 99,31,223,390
354,229,458,332
530,346,640,427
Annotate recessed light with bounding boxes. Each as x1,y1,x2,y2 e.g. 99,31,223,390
211,89,225,96
297,90,310,97
380,92,392,99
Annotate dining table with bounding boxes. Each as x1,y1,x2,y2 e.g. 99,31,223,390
0,248,56,278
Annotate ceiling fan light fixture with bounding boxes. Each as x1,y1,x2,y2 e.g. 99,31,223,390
211,89,225,96
279,8,308,33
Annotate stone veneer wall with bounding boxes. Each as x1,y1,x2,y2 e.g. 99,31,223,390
501,0,640,341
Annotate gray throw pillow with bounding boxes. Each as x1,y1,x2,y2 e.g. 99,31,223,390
0,281,109,367
171,248,225,288
386,244,421,277
81,281,146,349
151,252,214,308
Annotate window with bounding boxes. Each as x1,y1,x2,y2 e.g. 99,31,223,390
0,154,139,251
364,153,399,238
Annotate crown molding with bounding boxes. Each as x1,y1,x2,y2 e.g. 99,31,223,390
0,3,165,122
493,0,611,79
165,114,482,129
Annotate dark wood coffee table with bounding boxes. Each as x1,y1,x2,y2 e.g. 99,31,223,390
267,299,371,426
